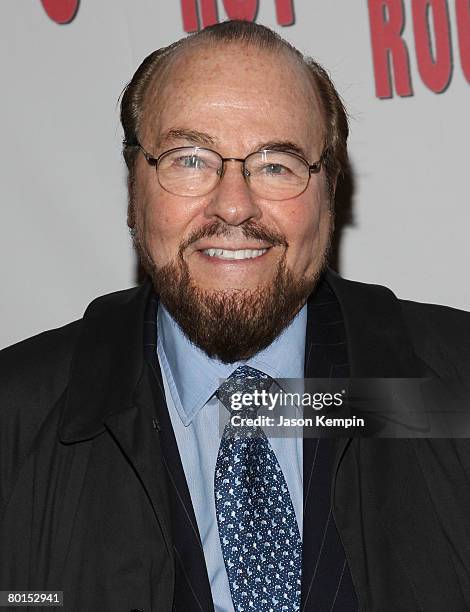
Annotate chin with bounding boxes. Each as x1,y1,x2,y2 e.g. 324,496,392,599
150,256,320,363
132,223,329,362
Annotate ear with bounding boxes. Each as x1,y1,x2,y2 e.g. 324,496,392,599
127,206,135,229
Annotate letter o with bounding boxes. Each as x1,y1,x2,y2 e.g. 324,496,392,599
41,0,80,24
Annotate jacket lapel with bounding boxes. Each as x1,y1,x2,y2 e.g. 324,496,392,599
301,275,356,610
318,270,423,609
103,368,174,559
323,267,425,465
58,280,173,560
143,295,215,612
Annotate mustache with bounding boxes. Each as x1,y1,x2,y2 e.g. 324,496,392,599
179,220,288,256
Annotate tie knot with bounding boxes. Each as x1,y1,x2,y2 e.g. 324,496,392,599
215,365,274,415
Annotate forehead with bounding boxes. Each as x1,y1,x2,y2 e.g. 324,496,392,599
140,41,324,156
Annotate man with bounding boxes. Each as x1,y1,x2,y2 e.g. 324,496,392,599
1,19,469,612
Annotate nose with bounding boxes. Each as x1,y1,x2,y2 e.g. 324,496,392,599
203,160,261,226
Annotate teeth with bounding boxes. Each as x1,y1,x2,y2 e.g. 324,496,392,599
203,248,268,260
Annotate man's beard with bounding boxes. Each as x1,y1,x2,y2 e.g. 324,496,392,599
133,219,329,363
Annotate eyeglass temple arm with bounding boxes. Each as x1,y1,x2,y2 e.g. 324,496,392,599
309,149,327,175
132,141,159,166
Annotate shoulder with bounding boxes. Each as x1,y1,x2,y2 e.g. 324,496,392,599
399,299,470,379
400,298,470,337
325,270,469,379
0,285,140,395
0,319,83,509
0,285,141,506
1,319,82,393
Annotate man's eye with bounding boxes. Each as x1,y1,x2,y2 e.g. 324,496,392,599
177,156,205,169
262,163,290,175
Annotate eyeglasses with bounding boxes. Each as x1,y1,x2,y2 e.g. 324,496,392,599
135,141,326,201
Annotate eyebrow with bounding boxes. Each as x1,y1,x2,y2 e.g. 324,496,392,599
157,129,309,159
252,140,309,159
157,128,216,148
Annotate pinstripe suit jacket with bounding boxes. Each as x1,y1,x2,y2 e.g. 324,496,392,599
1,269,470,611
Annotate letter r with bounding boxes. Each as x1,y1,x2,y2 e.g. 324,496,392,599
368,0,413,98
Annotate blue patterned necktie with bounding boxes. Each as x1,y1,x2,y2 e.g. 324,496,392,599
214,365,302,612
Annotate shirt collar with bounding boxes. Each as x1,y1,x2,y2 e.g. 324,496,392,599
156,303,307,426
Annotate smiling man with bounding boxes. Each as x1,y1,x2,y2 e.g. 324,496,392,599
1,20,470,612
125,30,335,364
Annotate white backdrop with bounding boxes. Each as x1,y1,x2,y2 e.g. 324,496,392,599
1,0,469,349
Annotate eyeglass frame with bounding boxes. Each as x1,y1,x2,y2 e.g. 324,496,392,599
133,140,327,199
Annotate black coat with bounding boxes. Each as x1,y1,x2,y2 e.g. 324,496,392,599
1,270,470,611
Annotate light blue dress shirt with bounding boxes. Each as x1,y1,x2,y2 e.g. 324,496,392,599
156,303,306,612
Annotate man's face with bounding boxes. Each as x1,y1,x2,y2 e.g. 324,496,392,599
130,42,333,362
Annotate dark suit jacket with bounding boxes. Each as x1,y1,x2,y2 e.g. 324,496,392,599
1,270,470,611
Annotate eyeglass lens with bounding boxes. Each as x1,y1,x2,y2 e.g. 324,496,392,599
156,147,311,200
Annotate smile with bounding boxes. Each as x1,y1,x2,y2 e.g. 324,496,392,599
201,248,269,260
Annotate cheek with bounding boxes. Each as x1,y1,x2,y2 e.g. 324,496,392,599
276,192,331,271
137,186,203,266
282,199,324,250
